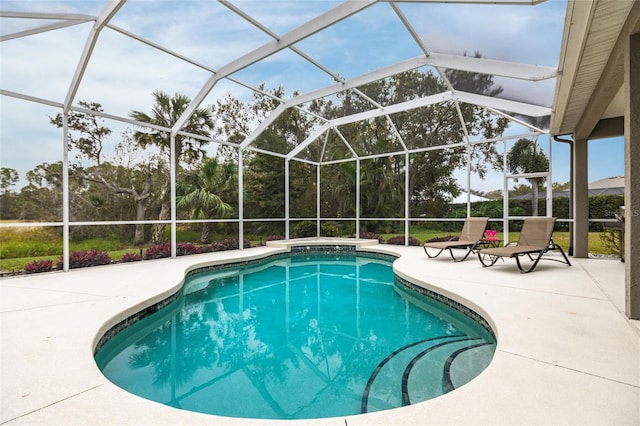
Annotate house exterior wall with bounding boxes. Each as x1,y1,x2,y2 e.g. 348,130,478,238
573,138,589,258
625,32,640,319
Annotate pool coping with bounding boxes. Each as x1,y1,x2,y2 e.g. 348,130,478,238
1,239,639,425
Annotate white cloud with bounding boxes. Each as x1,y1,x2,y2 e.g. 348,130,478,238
409,0,565,66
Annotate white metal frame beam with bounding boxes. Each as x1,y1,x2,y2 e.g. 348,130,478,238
383,0,547,4
0,11,94,20
239,51,554,150
172,0,377,135
105,23,297,109
287,91,549,160
455,91,551,117
56,0,125,270
220,0,390,135
426,52,557,81
295,130,541,167
239,55,429,149
0,19,92,42
63,0,126,113
288,93,451,160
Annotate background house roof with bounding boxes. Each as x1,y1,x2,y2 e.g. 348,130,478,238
589,176,624,190
452,191,490,204
511,175,624,200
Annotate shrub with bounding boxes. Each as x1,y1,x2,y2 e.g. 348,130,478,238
599,229,622,256
291,221,316,238
176,243,201,256
320,222,340,237
212,238,251,251
260,235,285,245
57,250,112,269
143,243,171,260
386,236,421,246
144,242,202,260
120,252,143,262
589,195,625,231
198,245,214,253
425,235,458,243
24,259,53,274
355,231,383,242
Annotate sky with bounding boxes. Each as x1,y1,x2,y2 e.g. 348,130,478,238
0,0,625,194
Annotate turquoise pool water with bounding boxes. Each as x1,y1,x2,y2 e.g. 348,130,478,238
95,252,495,420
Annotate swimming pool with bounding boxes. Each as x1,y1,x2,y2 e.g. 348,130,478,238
95,251,495,420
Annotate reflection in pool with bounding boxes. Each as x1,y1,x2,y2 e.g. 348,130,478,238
95,252,495,420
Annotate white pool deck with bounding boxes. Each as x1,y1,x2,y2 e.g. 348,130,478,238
1,238,639,425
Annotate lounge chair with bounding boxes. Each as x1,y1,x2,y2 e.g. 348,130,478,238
423,217,489,262
477,217,571,273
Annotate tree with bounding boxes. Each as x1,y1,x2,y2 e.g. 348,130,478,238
50,103,156,244
212,58,509,234
552,181,570,191
0,167,19,218
177,158,234,243
50,101,111,165
319,67,507,225
322,162,356,219
0,167,19,194
14,162,65,221
507,138,549,216
130,91,214,243
214,86,322,236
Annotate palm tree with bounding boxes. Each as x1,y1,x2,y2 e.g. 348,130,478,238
130,91,214,242
327,162,357,218
507,138,549,216
359,157,405,233
177,158,234,244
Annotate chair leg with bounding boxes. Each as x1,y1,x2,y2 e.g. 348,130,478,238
477,251,501,267
515,252,544,273
424,247,445,258
551,241,572,266
515,244,572,273
449,247,473,262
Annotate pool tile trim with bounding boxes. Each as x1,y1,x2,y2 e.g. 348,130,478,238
395,275,496,339
93,290,181,354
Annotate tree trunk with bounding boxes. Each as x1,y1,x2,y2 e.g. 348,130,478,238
85,170,153,244
134,199,147,245
153,200,169,244
200,223,211,244
133,172,153,245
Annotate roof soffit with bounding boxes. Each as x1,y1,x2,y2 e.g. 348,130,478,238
551,0,640,138
574,0,640,139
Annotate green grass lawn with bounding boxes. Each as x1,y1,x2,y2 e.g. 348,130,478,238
0,228,619,274
383,230,614,255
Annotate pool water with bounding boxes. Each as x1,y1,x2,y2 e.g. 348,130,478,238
95,253,495,420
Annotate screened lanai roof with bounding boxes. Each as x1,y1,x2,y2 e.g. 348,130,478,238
1,0,565,169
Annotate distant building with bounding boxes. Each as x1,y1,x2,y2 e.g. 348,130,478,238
586,176,624,196
452,191,490,203
512,176,624,199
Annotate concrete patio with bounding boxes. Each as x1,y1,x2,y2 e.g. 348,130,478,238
1,241,638,425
